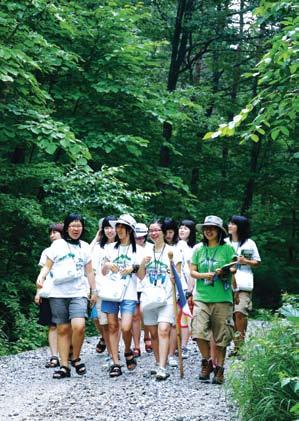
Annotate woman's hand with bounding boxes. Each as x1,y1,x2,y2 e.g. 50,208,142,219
143,256,152,265
205,272,215,281
90,293,98,305
104,262,118,273
215,268,223,277
120,266,133,277
237,255,247,265
34,292,41,305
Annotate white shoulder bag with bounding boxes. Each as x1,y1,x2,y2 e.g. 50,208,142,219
99,272,129,302
141,284,167,311
235,270,254,292
52,243,81,285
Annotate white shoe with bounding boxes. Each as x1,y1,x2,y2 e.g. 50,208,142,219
182,346,189,359
156,367,170,381
168,355,178,367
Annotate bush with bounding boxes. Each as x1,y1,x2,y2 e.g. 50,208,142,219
227,317,299,420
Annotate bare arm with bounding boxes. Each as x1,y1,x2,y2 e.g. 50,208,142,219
191,263,214,281
85,261,97,304
36,258,53,288
237,256,260,267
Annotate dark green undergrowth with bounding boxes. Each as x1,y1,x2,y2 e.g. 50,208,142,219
227,296,299,421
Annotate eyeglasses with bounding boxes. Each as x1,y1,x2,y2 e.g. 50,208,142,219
68,224,83,229
149,229,162,233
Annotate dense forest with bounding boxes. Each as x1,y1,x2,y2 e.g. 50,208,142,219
0,0,298,353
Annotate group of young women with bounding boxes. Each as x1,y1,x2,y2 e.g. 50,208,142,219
35,212,260,384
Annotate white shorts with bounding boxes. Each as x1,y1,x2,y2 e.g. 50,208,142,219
95,298,108,325
142,303,174,326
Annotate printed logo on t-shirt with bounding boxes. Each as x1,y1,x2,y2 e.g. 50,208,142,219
147,260,168,286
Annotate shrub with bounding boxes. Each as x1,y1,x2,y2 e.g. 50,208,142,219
227,318,299,420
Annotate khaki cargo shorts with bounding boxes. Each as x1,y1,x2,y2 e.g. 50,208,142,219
234,291,252,316
191,301,234,348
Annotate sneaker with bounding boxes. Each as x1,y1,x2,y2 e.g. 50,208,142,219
150,362,159,375
199,358,214,381
181,346,189,359
212,365,225,385
168,355,178,367
156,367,170,381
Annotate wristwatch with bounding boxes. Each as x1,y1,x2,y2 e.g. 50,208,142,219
91,289,98,295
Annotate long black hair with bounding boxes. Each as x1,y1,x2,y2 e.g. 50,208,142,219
62,213,85,244
228,215,250,246
100,215,117,248
114,224,137,253
179,219,196,247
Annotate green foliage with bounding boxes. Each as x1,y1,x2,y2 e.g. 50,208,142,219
204,1,298,144
227,318,299,420
0,0,297,354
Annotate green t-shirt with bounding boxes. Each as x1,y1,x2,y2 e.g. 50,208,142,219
192,243,236,303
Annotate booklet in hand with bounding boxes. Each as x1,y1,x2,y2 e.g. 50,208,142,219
220,259,237,275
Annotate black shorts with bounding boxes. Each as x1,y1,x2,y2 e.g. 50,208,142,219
38,298,56,327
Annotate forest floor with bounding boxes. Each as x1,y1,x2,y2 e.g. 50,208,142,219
0,335,237,421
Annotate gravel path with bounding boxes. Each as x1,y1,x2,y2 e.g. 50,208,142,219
0,336,237,421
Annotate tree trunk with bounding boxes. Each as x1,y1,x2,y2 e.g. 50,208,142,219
241,140,261,215
160,0,194,167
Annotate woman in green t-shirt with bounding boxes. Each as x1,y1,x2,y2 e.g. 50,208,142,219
191,215,236,385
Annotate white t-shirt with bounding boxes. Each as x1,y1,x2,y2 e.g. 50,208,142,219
103,242,144,301
91,242,110,290
39,248,49,267
46,239,91,298
226,238,261,291
176,240,193,291
141,243,181,305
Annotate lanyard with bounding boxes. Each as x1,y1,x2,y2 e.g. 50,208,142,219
204,245,219,272
153,244,166,285
116,244,131,268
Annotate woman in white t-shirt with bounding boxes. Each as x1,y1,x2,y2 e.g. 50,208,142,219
168,219,196,366
101,214,145,378
176,220,196,357
140,219,181,381
226,215,261,355
90,215,116,355
36,213,97,379
34,223,63,368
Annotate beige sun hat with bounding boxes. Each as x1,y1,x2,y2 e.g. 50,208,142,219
196,215,227,235
110,214,137,231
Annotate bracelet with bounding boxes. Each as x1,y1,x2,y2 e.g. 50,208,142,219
91,289,98,295
131,264,140,274
233,288,239,292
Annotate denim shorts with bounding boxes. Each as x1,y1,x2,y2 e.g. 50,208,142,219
49,297,88,324
101,299,136,316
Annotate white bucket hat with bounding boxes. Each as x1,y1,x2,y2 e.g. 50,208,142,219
196,215,227,235
110,214,137,231
135,223,148,238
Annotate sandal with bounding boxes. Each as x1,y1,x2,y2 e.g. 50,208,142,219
45,356,60,368
53,365,71,379
124,350,137,371
133,348,141,357
71,358,87,375
96,337,106,354
144,337,152,353
109,364,122,378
